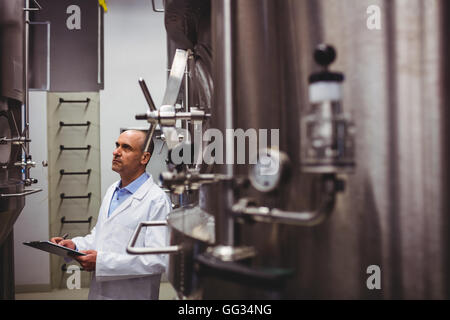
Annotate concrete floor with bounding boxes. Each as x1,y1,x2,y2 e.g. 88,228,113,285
15,282,178,300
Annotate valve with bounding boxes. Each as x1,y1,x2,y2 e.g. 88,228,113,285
135,49,210,152
14,160,36,169
301,44,356,174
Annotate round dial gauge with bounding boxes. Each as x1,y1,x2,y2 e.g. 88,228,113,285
249,149,290,193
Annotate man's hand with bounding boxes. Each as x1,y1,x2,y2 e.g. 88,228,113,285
50,237,76,250
75,250,97,272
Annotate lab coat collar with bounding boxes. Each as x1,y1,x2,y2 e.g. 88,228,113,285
116,172,149,195
106,174,154,221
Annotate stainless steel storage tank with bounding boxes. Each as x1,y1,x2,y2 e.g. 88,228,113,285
137,0,450,299
0,0,25,300
202,0,450,299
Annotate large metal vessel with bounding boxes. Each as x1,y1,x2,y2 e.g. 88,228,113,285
134,0,450,299
0,0,41,300
0,0,26,300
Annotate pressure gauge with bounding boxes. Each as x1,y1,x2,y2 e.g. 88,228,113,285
249,148,290,193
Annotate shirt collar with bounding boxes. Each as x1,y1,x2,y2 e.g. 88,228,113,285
116,172,150,194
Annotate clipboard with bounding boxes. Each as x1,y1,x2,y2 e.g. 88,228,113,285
23,241,86,258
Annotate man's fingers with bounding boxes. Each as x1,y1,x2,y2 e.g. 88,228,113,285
50,237,62,244
77,260,93,271
74,255,86,262
58,240,76,250
59,240,71,246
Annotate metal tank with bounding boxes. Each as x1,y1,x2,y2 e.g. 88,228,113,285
0,0,41,300
205,0,450,299
0,0,25,300
134,0,450,299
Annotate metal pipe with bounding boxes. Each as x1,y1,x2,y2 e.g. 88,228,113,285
233,175,340,227
160,171,223,188
151,0,165,13
0,188,42,198
213,0,236,247
138,78,157,112
234,195,335,227
223,0,234,178
127,221,180,255
23,0,31,184
184,50,191,143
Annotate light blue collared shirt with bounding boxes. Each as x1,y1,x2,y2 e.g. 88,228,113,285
107,172,150,217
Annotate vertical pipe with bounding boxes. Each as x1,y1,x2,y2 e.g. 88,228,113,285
23,0,31,184
222,0,235,246
384,1,402,299
97,5,101,85
184,50,190,142
185,51,190,112
212,0,235,246
223,0,234,178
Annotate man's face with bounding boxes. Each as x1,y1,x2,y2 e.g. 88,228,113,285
112,131,148,176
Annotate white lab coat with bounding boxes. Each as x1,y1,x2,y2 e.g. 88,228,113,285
72,175,172,300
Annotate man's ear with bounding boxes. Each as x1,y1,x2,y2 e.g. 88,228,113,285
141,151,151,165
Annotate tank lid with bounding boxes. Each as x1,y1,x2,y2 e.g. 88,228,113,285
309,44,344,84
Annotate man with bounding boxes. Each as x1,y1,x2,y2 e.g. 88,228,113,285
51,130,172,300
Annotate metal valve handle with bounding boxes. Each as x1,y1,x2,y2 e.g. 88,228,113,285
136,49,191,150
127,220,181,255
137,78,158,153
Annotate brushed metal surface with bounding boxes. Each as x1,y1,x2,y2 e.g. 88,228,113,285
0,0,24,102
205,0,450,299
